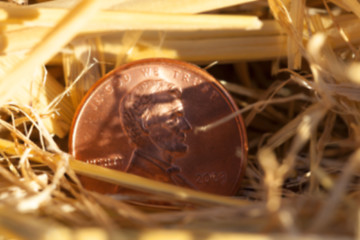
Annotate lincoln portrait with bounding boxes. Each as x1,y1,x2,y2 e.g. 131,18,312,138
119,79,195,188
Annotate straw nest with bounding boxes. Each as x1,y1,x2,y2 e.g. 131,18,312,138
0,0,359,239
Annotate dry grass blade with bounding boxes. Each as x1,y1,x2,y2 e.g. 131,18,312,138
128,35,286,63
260,102,327,212
1,12,268,58
99,29,286,63
0,7,262,33
310,149,360,232
0,0,103,106
287,0,305,69
309,112,336,193
0,53,73,137
108,0,260,13
0,138,250,208
330,0,360,18
71,160,251,208
63,39,102,108
33,0,259,13
0,207,71,240
266,103,323,149
195,93,310,133
220,80,263,99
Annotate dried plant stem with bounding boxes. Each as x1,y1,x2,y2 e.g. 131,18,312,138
258,148,281,212
220,80,263,99
111,229,353,240
115,31,143,67
0,20,283,61
63,39,102,108
287,0,305,69
0,7,262,33
107,0,259,13
34,0,258,13
0,19,274,58
260,102,327,212
0,207,71,240
309,112,336,193
0,0,103,106
310,149,360,232
330,0,360,18
278,104,326,180
127,35,287,63
267,103,323,149
0,211,354,240
0,53,73,137
0,138,250,208
195,93,310,134
71,160,251,208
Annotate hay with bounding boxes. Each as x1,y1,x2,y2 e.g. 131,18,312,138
0,0,359,239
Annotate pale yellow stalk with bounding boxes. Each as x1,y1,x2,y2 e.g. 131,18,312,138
310,149,360,232
330,0,360,18
0,138,250,208
195,93,309,133
309,112,336,193
266,103,324,149
108,0,259,13
330,0,352,11
14,72,74,138
63,39,102,108
0,7,262,33
0,0,103,106
38,74,74,138
0,20,282,57
34,0,260,13
70,159,249,207
287,0,305,69
0,54,72,137
0,27,49,54
115,31,143,67
102,35,287,63
0,207,72,240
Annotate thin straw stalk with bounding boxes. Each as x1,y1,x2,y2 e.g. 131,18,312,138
33,0,259,14
0,209,354,240
0,207,71,240
287,0,305,69
0,20,282,57
106,0,260,13
0,0,103,106
0,138,250,208
330,0,360,18
62,39,102,108
103,35,287,63
0,8,262,33
0,54,73,137
310,148,360,232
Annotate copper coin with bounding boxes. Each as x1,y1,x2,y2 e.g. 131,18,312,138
69,58,247,196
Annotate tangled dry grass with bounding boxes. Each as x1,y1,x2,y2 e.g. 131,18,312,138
0,0,359,239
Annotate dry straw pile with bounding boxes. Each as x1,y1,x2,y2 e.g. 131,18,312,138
0,0,359,239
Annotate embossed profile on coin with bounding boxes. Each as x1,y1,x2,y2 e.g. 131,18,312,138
69,58,248,195
119,80,195,188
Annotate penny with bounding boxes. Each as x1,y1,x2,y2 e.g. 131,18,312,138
69,58,247,196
